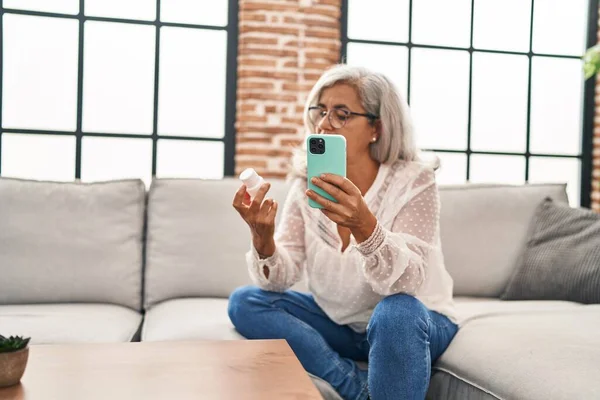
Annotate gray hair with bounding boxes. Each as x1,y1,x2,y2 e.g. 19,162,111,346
289,64,433,178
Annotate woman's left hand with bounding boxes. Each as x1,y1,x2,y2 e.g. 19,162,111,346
306,173,378,242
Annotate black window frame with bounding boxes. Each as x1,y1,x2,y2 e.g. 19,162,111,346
340,0,598,208
0,0,238,179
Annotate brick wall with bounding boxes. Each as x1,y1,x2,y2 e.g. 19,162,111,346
235,0,341,178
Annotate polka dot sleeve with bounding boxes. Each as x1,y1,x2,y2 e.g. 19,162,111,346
246,179,306,292
356,169,439,296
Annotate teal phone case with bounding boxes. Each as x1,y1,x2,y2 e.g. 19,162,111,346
307,134,347,209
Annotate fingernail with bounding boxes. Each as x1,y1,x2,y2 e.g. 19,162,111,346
311,177,318,183
321,174,327,178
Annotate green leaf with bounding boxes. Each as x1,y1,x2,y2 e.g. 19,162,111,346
583,45,600,80
0,335,31,353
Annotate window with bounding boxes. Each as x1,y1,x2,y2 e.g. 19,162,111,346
0,0,238,188
342,0,597,207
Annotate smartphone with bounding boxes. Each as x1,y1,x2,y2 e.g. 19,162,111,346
306,134,347,209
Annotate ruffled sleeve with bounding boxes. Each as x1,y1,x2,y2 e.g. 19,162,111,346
355,168,440,296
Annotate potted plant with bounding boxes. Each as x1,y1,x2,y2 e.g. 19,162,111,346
0,335,31,388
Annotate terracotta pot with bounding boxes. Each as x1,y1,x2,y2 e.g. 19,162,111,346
0,347,29,388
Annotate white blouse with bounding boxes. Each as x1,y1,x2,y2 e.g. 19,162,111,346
245,160,458,332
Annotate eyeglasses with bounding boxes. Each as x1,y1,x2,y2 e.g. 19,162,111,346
308,106,378,129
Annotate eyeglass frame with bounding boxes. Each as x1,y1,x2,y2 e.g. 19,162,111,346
308,106,379,129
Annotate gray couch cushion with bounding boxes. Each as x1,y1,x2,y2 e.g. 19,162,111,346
453,296,582,324
427,371,499,400
433,306,600,400
144,178,294,308
0,304,142,344
501,198,600,303
309,373,344,400
438,183,568,297
141,298,243,341
0,178,145,310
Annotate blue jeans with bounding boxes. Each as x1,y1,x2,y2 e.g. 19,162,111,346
228,286,459,400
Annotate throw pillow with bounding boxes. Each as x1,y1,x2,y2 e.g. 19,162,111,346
501,197,600,304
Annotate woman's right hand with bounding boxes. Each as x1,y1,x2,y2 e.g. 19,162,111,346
232,182,278,258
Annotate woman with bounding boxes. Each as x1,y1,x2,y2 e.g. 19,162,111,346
229,64,459,400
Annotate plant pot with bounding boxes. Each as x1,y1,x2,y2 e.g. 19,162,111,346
0,347,29,388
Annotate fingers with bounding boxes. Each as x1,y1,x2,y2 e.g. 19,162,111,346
243,191,251,206
319,174,359,196
310,177,348,204
234,183,277,233
256,198,276,232
232,184,247,212
260,199,278,226
259,197,274,216
249,183,271,214
305,189,345,214
321,208,344,225
267,201,278,223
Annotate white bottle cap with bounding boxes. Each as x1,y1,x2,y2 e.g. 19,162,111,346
239,168,262,189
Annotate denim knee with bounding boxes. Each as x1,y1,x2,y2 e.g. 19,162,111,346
228,285,255,324
227,285,273,328
369,293,429,336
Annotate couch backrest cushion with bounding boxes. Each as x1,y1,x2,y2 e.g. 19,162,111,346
144,178,292,308
438,183,568,297
0,178,145,310
144,177,569,306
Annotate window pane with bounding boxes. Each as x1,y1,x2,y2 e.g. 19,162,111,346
86,0,157,21
412,0,471,48
81,137,153,188
532,0,588,56
3,0,78,14
156,139,223,179
471,53,529,153
470,155,526,184
411,49,470,150
530,57,582,155
346,43,408,100
158,28,227,138
529,157,580,206
473,0,532,52
82,22,155,135
161,0,228,26
2,15,78,131
348,0,409,42
435,153,468,185
1,133,75,181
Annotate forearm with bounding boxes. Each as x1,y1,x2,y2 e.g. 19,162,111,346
253,235,276,259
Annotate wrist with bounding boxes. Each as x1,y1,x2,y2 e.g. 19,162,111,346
253,236,275,258
353,214,378,243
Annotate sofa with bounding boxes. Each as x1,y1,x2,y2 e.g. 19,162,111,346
1,176,599,400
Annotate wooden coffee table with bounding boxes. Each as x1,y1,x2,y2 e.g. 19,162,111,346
0,340,322,399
